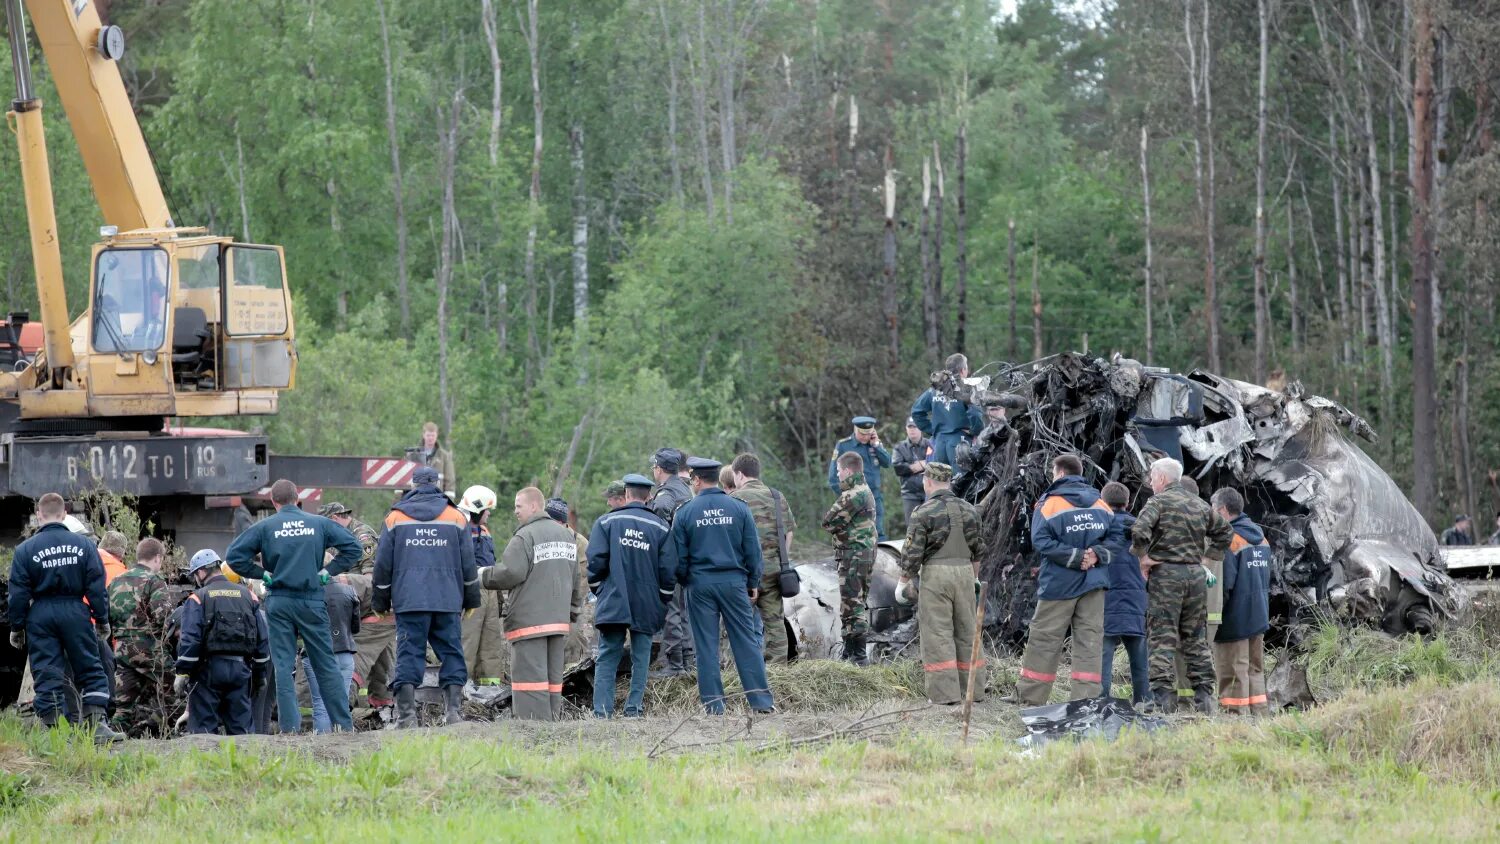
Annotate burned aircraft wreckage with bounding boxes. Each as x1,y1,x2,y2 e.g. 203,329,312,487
826,352,1469,659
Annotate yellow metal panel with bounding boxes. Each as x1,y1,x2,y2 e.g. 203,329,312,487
86,394,173,416
20,386,87,417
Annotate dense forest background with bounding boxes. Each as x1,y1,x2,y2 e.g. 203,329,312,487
4,0,1499,534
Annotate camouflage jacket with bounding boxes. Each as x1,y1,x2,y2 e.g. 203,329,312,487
899,489,982,578
821,475,876,551
334,517,381,615
732,479,798,567
107,564,173,650
1129,483,1234,565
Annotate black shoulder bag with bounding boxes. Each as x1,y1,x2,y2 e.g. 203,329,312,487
770,488,801,598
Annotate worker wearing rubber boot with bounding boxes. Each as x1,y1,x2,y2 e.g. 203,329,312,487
7,493,122,743
175,549,270,735
374,467,479,728
320,502,393,708
1210,488,1272,716
486,487,584,721
456,486,506,688
895,463,985,705
1131,458,1235,715
1017,454,1113,706
729,453,798,665
106,538,176,736
821,451,878,665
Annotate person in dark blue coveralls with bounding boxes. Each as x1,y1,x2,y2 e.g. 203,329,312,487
587,474,678,718
6,493,123,743
671,457,774,715
827,416,894,541
910,353,985,468
227,479,362,733
174,549,270,735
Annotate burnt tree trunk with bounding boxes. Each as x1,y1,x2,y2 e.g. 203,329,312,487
1409,0,1438,519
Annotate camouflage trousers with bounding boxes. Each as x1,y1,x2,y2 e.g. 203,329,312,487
836,547,875,651
1146,563,1214,692
112,648,175,737
756,571,788,665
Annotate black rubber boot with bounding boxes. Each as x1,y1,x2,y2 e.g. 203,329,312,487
843,637,869,667
1191,687,1217,716
395,685,417,729
1150,687,1177,714
83,705,124,744
443,685,464,725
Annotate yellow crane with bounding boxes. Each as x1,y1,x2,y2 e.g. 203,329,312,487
0,0,295,429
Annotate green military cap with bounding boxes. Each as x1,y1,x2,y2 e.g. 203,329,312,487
926,462,953,483
604,480,627,498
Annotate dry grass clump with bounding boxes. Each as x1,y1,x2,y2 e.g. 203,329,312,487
640,659,929,714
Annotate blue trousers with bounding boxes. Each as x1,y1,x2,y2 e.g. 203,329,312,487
593,625,653,717
26,599,109,720
303,652,356,734
928,433,969,469
1102,633,1151,704
394,611,465,690
266,594,351,733
187,656,254,735
686,581,773,713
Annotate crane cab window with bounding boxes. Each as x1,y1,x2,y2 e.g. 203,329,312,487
92,248,170,353
224,246,288,336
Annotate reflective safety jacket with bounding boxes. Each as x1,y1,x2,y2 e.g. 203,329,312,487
485,513,584,642
587,502,678,634
1029,475,1112,601
373,486,479,614
1217,515,1272,643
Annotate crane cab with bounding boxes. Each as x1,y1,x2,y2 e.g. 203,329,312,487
16,228,297,421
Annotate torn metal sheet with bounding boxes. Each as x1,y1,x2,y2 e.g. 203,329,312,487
1017,697,1166,749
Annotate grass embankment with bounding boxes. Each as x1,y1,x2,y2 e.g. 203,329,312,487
2,627,1498,841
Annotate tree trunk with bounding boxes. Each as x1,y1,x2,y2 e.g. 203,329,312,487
656,0,684,205
1140,123,1155,365
481,0,503,168
919,157,937,363
882,166,899,371
1330,108,1352,368
1031,234,1042,360
522,0,544,389
955,125,968,355
1252,0,1270,382
570,22,589,362
1409,0,1438,520
931,140,945,353
1185,0,1220,371
686,5,715,219
376,0,410,337
1354,0,1394,439
1287,202,1300,358
1007,219,1018,361
436,91,464,444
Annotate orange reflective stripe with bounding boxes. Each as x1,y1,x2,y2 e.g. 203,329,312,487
1071,671,1102,683
512,681,551,692
1219,696,1252,706
188,593,202,604
548,684,563,693
505,623,571,640
1020,667,1056,682
1039,496,1076,519
1229,534,1250,553
956,660,986,670
924,660,959,672
1247,694,1268,704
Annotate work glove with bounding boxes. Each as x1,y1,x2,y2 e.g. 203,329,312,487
173,674,190,695
262,572,274,587
894,580,916,606
8,630,24,650
1201,565,1218,588
319,569,331,586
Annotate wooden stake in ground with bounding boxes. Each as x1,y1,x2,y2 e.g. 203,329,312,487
961,580,989,743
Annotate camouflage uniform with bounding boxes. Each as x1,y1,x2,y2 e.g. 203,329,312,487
1130,483,1234,702
732,478,798,664
821,475,877,663
900,474,984,704
334,517,394,704
106,564,176,736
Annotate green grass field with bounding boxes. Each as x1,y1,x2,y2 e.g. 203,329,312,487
2,626,1498,842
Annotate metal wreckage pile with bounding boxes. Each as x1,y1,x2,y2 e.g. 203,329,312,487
859,352,1470,658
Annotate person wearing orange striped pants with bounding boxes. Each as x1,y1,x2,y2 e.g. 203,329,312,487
484,487,586,721
1017,455,1113,706
894,463,985,705
1209,488,1271,716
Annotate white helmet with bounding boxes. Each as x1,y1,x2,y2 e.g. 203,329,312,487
457,485,498,516
62,514,92,536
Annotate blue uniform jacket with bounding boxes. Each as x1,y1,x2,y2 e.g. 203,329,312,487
227,505,362,596
1217,514,1273,643
1100,512,1146,637
911,388,984,439
372,486,480,614
470,523,496,569
1029,475,1113,601
7,522,108,629
670,488,763,590
826,437,892,495
587,502,678,634
175,574,270,675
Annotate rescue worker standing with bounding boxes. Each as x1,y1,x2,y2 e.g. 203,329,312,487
485,487,584,721
892,419,932,522
107,538,175,736
588,474,677,717
320,502,390,707
174,550,270,736
1131,458,1234,714
457,485,506,688
373,466,480,728
822,451,877,666
1018,454,1113,705
671,457,774,715
1210,488,1272,716
1098,482,1150,705
827,417,893,540
227,478,362,733
895,463,984,705
910,353,985,467
730,454,797,665
7,493,121,742
647,447,695,676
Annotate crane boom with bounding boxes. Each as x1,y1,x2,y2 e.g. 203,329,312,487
24,0,172,231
